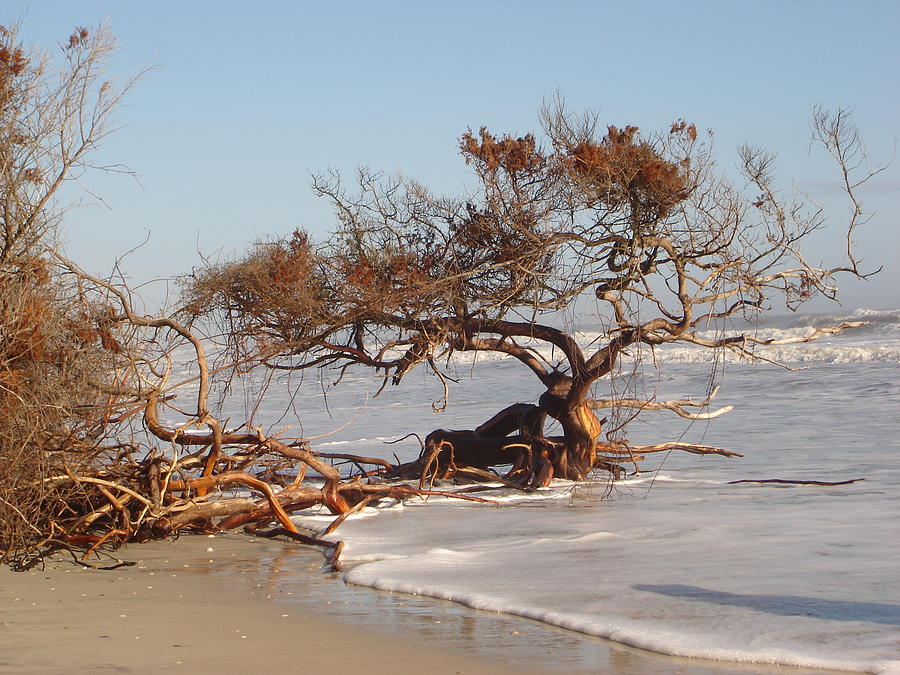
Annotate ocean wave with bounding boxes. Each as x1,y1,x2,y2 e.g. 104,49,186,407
754,308,900,337
445,340,900,366
848,307,900,322
165,310,900,384
645,344,900,364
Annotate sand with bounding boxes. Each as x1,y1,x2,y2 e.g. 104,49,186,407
1,534,524,675
1,533,842,675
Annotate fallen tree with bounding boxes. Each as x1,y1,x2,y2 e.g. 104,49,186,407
184,100,879,490
0,22,429,568
0,22,882,571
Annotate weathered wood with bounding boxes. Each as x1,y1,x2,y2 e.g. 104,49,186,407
154,497,257,534
727,478,864,486
424,430,534,467
167,471,299,533
616,442,742,458
475,403,546,438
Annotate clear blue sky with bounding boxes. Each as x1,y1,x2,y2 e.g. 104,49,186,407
11,0,900,310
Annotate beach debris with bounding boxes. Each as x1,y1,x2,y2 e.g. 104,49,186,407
727,478,865,487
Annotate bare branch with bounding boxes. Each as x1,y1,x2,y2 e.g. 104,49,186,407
588,385,734,420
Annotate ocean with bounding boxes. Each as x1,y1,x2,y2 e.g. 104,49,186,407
209,307,899,673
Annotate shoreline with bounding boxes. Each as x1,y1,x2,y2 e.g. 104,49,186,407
1,533,853,674
0,534,518,675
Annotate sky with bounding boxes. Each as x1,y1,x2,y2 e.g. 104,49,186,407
9,0,900,311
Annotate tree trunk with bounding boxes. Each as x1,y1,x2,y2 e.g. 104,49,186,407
538,390,602,482
410,394,604,487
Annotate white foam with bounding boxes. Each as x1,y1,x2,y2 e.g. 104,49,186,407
335,488,900,674
345,562,899,674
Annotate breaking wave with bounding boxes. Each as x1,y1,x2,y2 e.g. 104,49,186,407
446,309,900,366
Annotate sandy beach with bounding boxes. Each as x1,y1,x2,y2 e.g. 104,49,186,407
0,533,854,675
0,533,522,675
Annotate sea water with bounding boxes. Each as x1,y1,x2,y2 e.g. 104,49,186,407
209,308,899,673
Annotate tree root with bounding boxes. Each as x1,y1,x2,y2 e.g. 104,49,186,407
10,392,742,571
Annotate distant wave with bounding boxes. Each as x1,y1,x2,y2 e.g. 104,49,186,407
756,308,900,337
447,339,900,366
640,344,900,364
448,309,900,366
166,309,900,374
847,307,900,322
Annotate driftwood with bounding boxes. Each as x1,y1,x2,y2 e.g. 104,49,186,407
727,478,864,486
246,525,344,570
11,287,744,568
600,442,743,458
17,384,743,571
3,36,875,573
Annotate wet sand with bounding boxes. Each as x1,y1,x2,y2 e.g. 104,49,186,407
0,534,519,675
0,534,847,674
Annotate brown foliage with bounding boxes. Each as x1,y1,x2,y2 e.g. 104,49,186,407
460,127,546,176
0,26,27,90
334,244,437,320
449,201,550,299
0,257,129,559
66,27,90,50
181,228,339,362
195,229,317,311
567,125,692,218
0,22,146,563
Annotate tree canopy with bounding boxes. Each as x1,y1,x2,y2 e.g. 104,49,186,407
184,100,876,483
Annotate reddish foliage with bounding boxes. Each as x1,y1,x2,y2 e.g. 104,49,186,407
0,27,27,93
343,253,375,288
98,327,122,354
15,257,51,286
568,125,690,216
454,204,499,249
340,248,428,312
67,27,90,50
268,229,315,293
460,127,546,176
670,119,698,142
68,311,100,346
4,295,50,364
